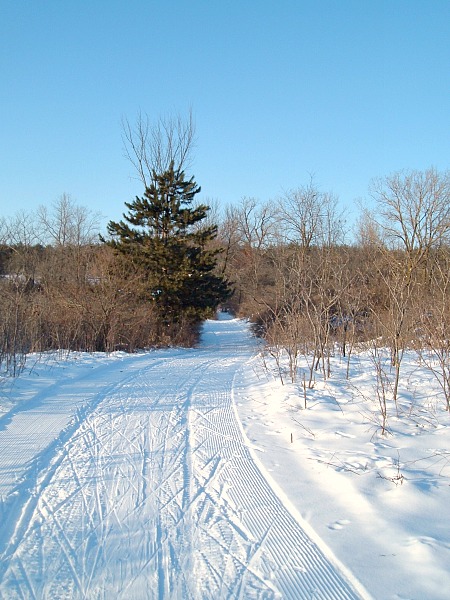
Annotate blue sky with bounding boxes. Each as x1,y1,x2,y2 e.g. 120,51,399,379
1,0,449,234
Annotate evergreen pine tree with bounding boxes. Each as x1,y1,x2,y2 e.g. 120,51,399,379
104,163,231,329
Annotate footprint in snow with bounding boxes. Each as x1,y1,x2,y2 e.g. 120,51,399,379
328,519,351,530
334,431,355,439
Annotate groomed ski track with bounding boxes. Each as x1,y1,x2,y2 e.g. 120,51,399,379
0,316,369,599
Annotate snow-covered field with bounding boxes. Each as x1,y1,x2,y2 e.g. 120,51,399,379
0,316,449,599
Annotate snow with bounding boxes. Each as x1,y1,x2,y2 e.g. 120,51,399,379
0,316,449,599
235,339,450,599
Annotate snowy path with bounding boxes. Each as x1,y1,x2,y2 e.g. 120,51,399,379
0,318,369,599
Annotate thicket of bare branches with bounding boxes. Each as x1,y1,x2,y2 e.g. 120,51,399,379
122,109,196,187
218,168,450,420
0,196,172,376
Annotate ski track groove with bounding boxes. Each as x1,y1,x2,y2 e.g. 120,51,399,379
0,321,368,599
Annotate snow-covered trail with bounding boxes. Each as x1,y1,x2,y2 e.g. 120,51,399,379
0,317,369,599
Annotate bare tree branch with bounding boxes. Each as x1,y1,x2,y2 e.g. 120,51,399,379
122,109,196,187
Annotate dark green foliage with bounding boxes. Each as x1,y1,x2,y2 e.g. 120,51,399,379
104,163,231,332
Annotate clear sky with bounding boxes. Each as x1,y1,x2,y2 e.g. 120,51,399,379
1,0,449,234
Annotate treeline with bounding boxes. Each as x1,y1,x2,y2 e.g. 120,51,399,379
217,168,450,412
1,169,449,379
1,109,449,414
0,196,155,370
0,164,233,375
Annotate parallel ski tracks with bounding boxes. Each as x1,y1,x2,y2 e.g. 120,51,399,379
0,320,369,599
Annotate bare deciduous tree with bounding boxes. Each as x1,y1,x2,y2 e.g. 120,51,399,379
37,194,101,247
354,206,382,249
218,197,278,315
0,212,39,374
367,169,450,406
415,250,450,411
122,109,196,187
371,168,450,274
234,197,278,250
279,178,345,251
1,211,41,282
